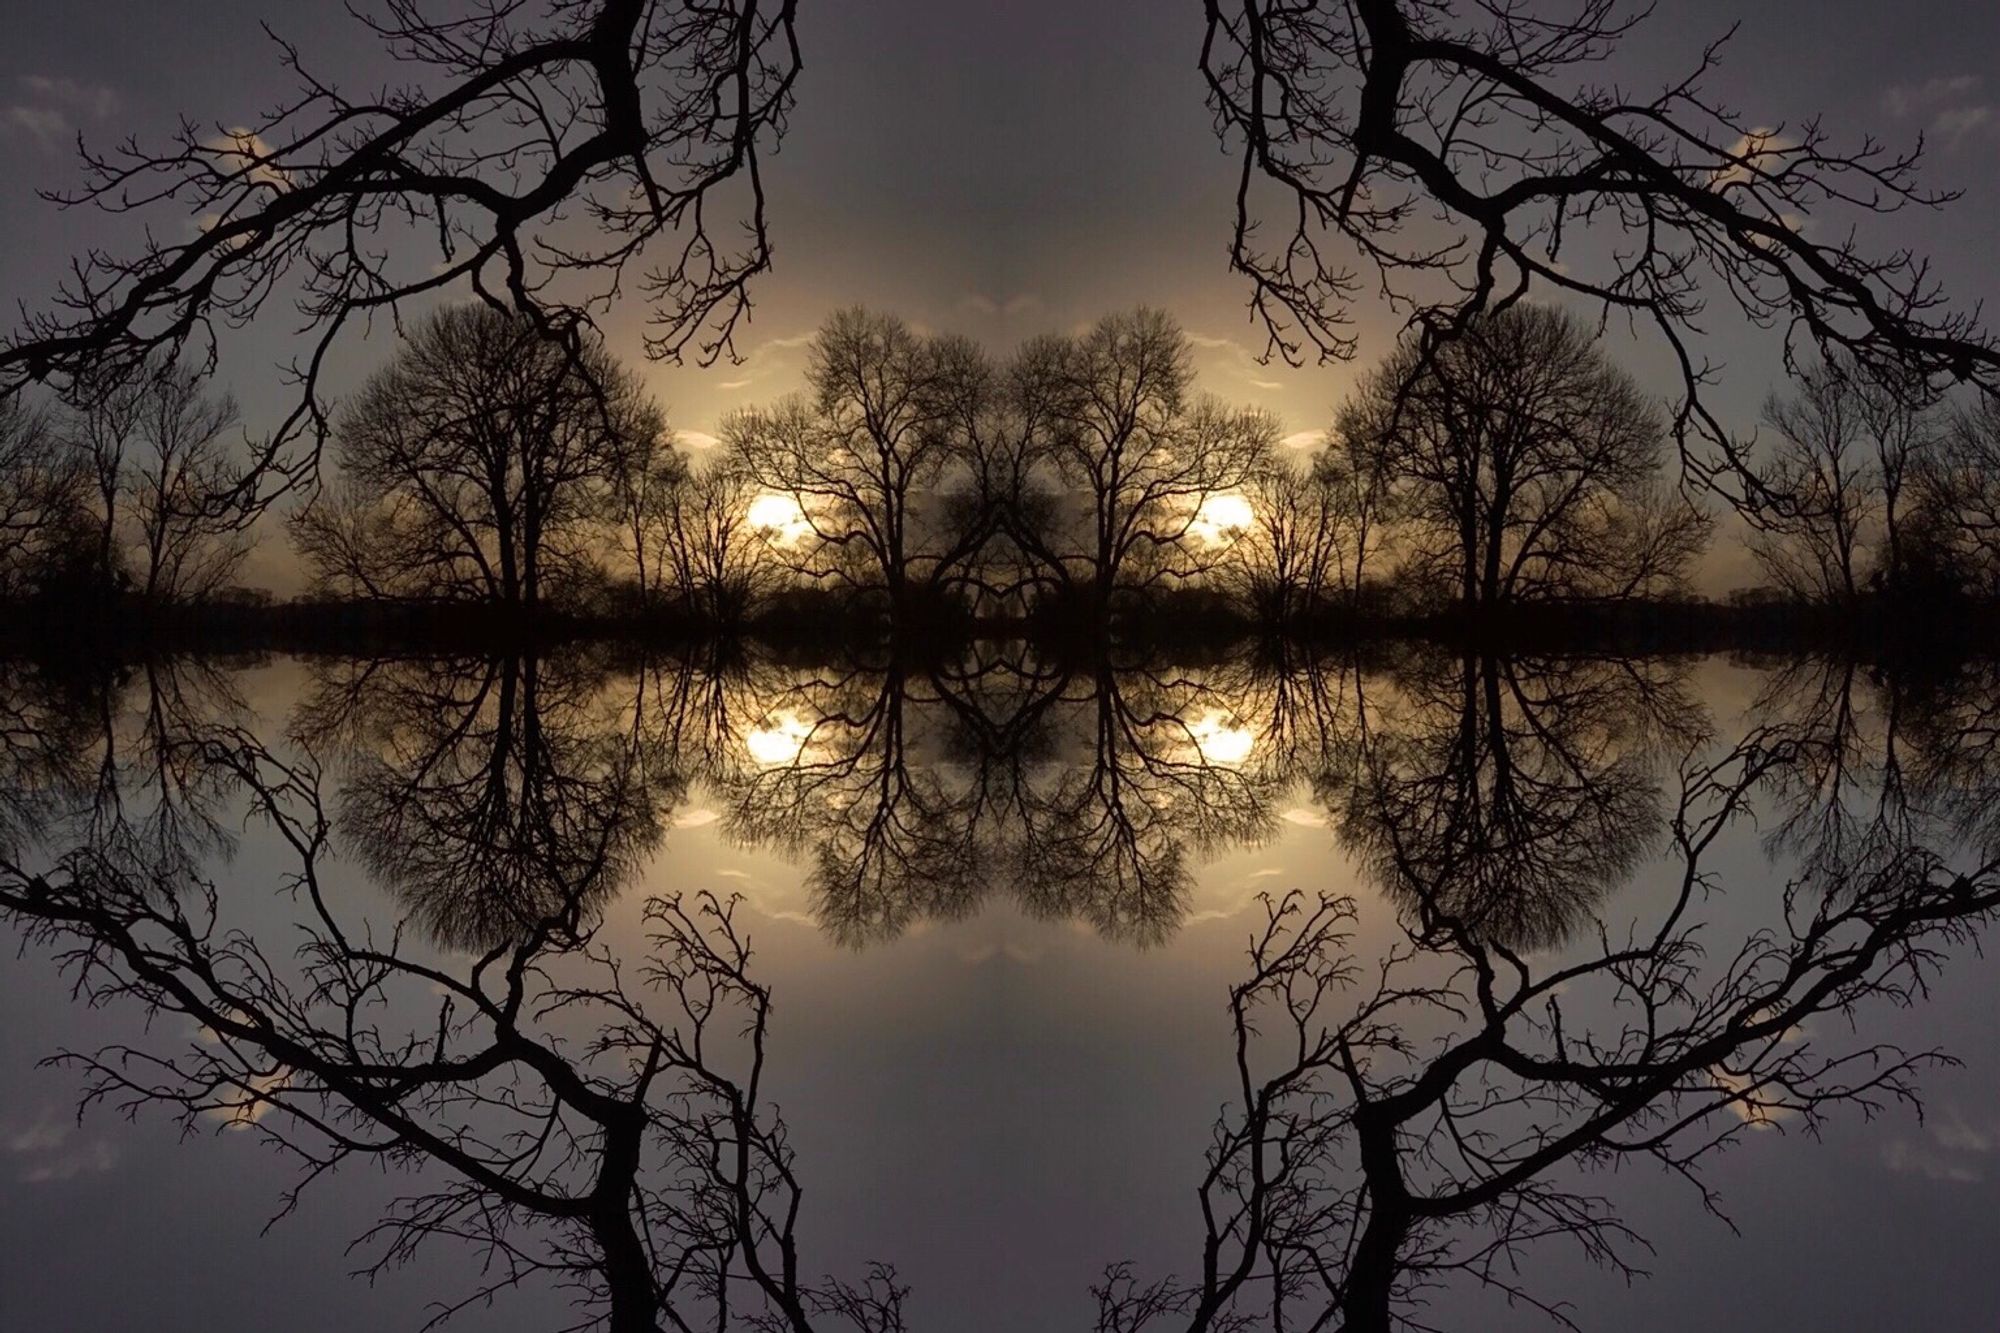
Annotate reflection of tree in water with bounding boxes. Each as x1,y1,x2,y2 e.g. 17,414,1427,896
1904,656,2000,860
717,658,987,947
704,647,1287,947
0,661,98,859
1016,661,1280,945
1326,650,1703,950
295,651,675,950
0,655,248,879
1102,726,2000,1332
12,650,2000,1330
0,735,906,1333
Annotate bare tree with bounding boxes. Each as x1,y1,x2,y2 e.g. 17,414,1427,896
2,1,803,512
292,305,664,610
1199,0,2000,508
1099,726,2000,1331
639,460,790,623
1903,391,2000,596
0,732,905,1333
727,310,990,607
1233,457,1350,624
116,364,252,601
1031,310,1276,605
1344,305,1709,607
0,397,87,599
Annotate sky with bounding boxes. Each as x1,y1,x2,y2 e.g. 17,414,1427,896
5,0,2000,578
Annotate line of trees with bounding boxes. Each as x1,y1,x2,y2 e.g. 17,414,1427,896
274,301,1726,626
1745,355,2000,603
0,362,251,603
21,300,2000,627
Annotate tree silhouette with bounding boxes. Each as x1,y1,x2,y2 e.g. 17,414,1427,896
0,396,88,600
292,305,666,610
1,0,802,511
68,361,251,602
293,650,674,950
0,731,905,1333
1100,725,2000,1331
727,310,990,609
1747,358,1943,602
1200,0,2000,508
1029,311,1276,606
1341,305,1710,608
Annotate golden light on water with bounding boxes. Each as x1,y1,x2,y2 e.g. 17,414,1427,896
1188,491,1255,546
747,492,814,547
745,710,814,766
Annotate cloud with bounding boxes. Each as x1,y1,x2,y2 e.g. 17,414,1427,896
1709,1067,1799,1127
21,75,118,119
673,808,721,828
6,1109,118,1183
1281,431,1324,451
1882,74,1980,119
1710,129,1799,189
1279,807,1327,827
1879,75,1994,151
1933,105,1995,149
206,128,290,188
2,104,69,147
2,75,119,151
203,1070,292,1129
1882,1138,1983,1183
1187,331,1301,395
676,429,723,451
1881,1105,1996,1183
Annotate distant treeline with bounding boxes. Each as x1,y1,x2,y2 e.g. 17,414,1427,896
6,302,2000,637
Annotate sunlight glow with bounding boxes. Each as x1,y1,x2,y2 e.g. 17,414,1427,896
745,710,813,766
747,492,814,547
1188,491,1255,547
1188,709,1256,765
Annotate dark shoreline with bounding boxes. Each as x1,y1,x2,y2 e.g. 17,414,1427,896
1,592,1995,667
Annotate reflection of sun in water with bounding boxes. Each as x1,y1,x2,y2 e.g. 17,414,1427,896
1189,491,1255,546
1188,709,1256,765
745,710,813,766
747,492,814,547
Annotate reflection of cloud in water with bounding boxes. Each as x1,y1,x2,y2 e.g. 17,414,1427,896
745,711,813,766
1188,709,1255,765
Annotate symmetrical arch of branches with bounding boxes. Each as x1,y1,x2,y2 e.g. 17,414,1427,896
1,0,802,513
0,730,906,1333
1098,727,2000,1331
10,642,2000,1328
1200,0,2000,505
